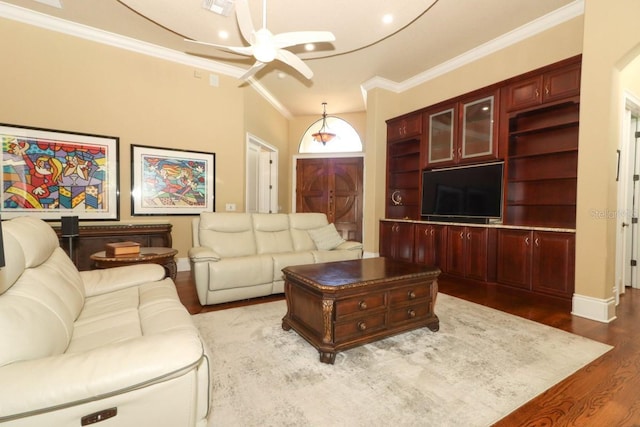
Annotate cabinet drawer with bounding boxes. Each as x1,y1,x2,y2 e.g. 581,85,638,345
334,313,386,342
389,303,431,325
389,284,431,306
335,293,386,318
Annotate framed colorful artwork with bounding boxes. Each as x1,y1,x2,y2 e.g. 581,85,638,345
130,144,215,215
1,123,119,220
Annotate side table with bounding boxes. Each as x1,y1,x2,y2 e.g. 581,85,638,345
90,247,178,280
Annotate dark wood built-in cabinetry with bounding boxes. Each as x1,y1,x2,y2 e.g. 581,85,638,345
385,115,422,220
54,223,173,271
504,62,581,112
381,55,581,300
379,221,415,263
423,89,500,169
497,229,575,298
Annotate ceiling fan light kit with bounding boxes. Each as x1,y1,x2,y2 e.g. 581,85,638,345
186,0,335,81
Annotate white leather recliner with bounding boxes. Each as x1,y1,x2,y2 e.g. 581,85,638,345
0,216,211,426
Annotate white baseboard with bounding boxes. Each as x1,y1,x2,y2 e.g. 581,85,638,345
177,257,190,272
571,293,617,323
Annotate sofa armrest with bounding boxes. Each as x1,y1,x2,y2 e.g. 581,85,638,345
188,246,221,262
335,241,363,251
0,330,205,421
80,264,167,297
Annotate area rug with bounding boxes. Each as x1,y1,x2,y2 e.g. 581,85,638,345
193,294,612,427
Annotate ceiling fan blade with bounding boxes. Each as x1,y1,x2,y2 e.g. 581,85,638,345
272,31,336,49
240,61,267,80
276,49,313,79
184,39,254,56
234,0,255,44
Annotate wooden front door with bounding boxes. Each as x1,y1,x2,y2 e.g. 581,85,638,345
296,157,363,242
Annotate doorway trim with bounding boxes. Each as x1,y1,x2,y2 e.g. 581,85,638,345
246,133,278,214
615,90,640,304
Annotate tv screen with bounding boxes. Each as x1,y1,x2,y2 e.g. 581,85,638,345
421,162,503,222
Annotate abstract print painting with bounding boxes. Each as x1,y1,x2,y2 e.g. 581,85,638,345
131,145,215,215
1,124,119,220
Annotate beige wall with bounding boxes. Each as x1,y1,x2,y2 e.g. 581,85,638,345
0,18,268,259
574,0,640,313
243,88,291,213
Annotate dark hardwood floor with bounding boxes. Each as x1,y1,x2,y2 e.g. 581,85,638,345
175,271,640,426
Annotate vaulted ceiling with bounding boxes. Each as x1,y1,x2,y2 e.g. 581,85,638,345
0,0,581,116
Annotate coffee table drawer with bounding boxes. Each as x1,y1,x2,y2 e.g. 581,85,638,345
389,284,430,306
335,292,386,318
335,313,386,342
389,303,431,325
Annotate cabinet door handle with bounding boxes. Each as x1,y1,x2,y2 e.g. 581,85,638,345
358,300,368,310
525,237,530,245
535,88,540,98
407,290,416,299
430,229,435,236
407,309,416,318
535,238,540,246
545,86,550,95
467,232,471,240
357,321,367,331
460,231,464,239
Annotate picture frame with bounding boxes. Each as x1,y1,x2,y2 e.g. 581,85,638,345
131,144,215,216
1,123,119,221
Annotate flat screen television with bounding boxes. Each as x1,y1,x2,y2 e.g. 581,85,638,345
421,162,504,223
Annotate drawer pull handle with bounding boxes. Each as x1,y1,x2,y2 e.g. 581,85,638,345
357,321,367,331
358,300,368,310
407,290,416,299
407,309,416,318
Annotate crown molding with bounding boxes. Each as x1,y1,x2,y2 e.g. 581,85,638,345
0,0,584,118
0,1,293,118
361,0,585,96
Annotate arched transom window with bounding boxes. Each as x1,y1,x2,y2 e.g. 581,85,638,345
299,116,363,153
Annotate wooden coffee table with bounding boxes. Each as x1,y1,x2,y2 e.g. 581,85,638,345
90,247,178,280
281,257,440,364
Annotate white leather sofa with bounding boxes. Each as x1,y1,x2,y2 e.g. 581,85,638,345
189,212,363,305
0,217,211,427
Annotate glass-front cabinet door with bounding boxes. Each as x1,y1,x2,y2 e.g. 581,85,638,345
461,95,494,159
427,108,455,166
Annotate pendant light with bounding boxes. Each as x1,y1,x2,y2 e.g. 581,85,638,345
312,102,336,145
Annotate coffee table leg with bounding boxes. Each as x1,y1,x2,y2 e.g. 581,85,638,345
319,351,336,364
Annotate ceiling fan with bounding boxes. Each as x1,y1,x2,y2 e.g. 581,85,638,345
186,0,335,80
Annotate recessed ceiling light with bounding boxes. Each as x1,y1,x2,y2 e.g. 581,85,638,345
304,43,315,52
218,30,229,40
382,14,393,24
277,72,286,79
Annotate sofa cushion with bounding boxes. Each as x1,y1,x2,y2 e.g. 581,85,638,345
0,218,86,368
288,213,329,251
307,223,346,250
271,251,315,282
0,227,25,295
68,279,192,354
207,255,273,291
199,212,256,257
253,213,294,254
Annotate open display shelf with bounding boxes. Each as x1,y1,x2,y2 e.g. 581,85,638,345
505,102,579,228
386,137,421,219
